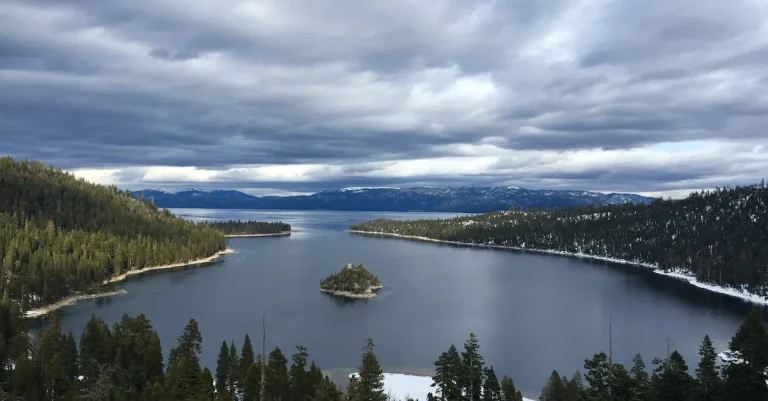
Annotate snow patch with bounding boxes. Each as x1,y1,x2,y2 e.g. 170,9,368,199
349,373,535,401
654,270,768,306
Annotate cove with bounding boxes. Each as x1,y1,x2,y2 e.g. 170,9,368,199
42,209,758,397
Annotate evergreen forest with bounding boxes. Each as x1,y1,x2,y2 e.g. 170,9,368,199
200,221,291,236
0,303,765,400
351,183,768,297
0,158,228,309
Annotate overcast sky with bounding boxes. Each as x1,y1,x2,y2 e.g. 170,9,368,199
2,0,767,197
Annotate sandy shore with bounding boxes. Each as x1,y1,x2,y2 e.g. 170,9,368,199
25,289,129,318
25,248,234,318
320,284,384,299
107,248,234,284
225,231,292,238
349,230,768,305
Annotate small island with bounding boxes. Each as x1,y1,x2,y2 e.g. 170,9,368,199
201,220,291,237
320,264,383,299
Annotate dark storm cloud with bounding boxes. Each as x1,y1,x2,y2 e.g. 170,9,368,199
1,0,767,195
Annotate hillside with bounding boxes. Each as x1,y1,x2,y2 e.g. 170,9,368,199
351,183,768,299
0,157,226,308
134,186,656,213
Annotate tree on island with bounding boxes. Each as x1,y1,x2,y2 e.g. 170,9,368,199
320,264,382,296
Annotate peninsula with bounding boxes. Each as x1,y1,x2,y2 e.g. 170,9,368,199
320,264,383,299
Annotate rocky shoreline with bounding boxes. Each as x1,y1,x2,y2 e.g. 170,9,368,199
320,284,384,299
224,231,292,238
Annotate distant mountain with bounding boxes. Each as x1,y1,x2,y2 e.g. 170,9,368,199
133,186,657,213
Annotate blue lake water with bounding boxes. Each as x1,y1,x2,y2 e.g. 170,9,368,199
49,209,756,397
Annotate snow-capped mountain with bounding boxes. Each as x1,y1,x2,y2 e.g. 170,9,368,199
133,186,656,212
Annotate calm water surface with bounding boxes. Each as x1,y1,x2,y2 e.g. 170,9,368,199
49,209,759,397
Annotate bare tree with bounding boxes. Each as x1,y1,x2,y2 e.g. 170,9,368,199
82,362,116,401
260,315,266,401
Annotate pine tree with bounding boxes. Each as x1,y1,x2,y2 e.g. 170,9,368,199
357,338,386,401
12,353,37,398
649,351,693,401
540,370,565,401
202,367,215,401
694,335,721,401
165,319,205,400
289,345,310,400
610,364,633,401
38,315,67,398
629,354,649,401
80,314,113,384
147,331,165,386
61,331,79,382
307,361,325,396
266,347,289,401
241,334,255,376
500,376,523,401
229,341,241,397
565,371,584,401
584,352,610,401
483,366,501,401
432,344,462,401
461,333,485,401
722,308,768,400
178,318,203,357
216,341,231,396
243,362,262,401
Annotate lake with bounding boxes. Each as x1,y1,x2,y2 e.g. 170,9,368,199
47,209,759,398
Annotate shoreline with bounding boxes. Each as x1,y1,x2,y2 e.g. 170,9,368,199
348,230,768,306
107,248,235,284
320,284,383,299
224,231,292,238
25,248,234,318
24,289,129,319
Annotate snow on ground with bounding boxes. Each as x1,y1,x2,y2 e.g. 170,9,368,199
655,270,768,306
350,373,536,401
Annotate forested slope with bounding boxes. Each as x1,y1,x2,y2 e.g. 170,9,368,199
0,158,226,308
351,183,768,297
201,220,290,235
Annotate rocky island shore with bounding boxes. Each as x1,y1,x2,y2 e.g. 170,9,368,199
320,264,383,299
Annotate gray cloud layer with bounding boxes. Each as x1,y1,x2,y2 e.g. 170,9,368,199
1,0,767,195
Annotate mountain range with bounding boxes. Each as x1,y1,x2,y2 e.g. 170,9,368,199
133,186,657,213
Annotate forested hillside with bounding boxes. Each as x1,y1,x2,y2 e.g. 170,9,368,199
351,183,768,297
0,158,226,308
201,220,291,235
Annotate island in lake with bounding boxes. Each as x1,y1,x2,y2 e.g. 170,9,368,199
320,264,383,299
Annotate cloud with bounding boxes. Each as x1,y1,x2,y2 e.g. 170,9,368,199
1,0,767,195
